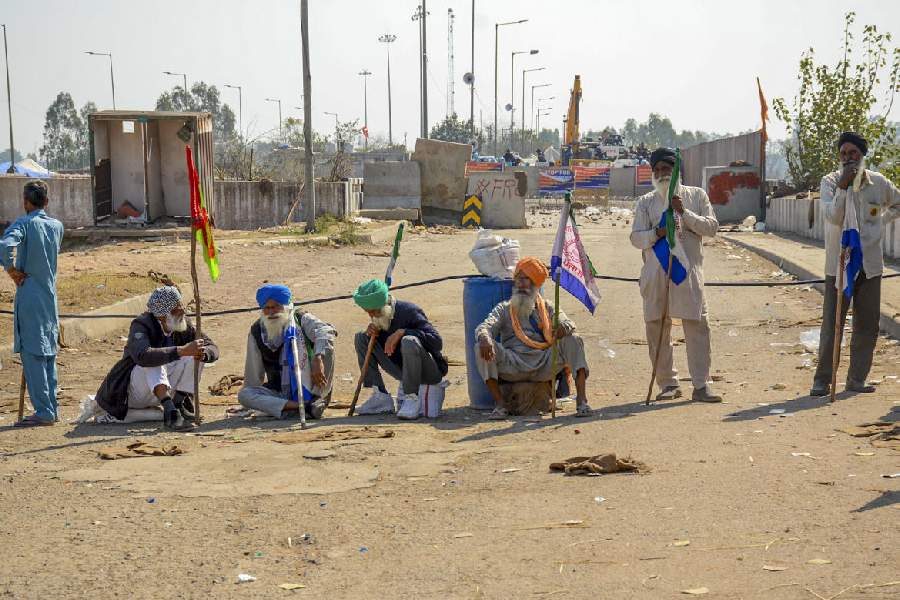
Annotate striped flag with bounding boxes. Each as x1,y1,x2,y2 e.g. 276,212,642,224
384,221,405,286
550,200,601,314
839,167,865,298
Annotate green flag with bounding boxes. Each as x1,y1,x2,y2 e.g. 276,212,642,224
665,148,682,250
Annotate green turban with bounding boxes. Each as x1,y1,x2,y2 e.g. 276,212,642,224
353,279,389,310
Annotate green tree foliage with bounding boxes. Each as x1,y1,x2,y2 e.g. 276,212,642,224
40,92,95,170
773,12,899,189
156,82,236,140
429,113,474,144
619,114,732,149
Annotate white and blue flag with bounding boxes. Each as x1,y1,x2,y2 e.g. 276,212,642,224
550,204,601,314
838,171,865,299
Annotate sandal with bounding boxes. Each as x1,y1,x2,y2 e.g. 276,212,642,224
14,414,56,427
488,406,509,420
574,403,592,418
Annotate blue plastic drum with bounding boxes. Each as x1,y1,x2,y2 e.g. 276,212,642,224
463,276,514,409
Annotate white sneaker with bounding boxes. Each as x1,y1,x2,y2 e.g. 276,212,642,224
356,389,395,415
397,393,421,420
395,384,406,412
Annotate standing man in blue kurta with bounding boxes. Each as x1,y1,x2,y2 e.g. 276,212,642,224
2,180,64,426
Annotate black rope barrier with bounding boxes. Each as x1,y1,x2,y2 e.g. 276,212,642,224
1,272,896,321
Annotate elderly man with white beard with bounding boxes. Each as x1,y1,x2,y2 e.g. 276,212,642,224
475,257,592,419
630,147,722,404
94,286,219,430
238,284,336,419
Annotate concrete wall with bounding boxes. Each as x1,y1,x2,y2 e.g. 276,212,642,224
682,131,763,187
363,161,421,209
411,138,471,223
0,175,93,227
159,119,191,216
767,195,900,260
213,179,359,230
466,172,527,228
703,165,763,223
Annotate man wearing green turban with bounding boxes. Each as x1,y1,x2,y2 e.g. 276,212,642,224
352,279,448,419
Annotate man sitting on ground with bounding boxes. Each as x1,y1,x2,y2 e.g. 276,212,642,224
95,286,219,430
238,284,336,419
352,278,447,419
475,257,592,419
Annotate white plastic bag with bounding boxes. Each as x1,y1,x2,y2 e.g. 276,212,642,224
469,230,520,278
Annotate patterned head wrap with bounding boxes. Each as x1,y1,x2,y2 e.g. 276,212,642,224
147,286,182,317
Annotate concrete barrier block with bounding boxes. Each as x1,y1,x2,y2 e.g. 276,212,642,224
363,161,421,209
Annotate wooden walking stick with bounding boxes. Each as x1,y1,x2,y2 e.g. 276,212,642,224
348,334,377,416
829,249,847,404
646,254,674,405
550,270,561,418
17,369,26,422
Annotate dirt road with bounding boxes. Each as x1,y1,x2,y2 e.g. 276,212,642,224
1,213,897,599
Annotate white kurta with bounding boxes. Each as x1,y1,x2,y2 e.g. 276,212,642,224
630,185,719,322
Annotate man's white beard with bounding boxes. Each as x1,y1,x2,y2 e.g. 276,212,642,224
165,314,188,333
371,300,395,331
262,304,294,341
652,175,672,199
510,288,538,321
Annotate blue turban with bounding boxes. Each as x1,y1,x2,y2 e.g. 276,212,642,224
256,284,292,308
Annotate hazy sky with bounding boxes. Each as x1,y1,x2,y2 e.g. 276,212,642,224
1,0,897,155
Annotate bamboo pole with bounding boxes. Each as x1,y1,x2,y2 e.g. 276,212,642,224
348,334,377,417
646,253,674,405
550,270,561,418
829,249,847,404
190,224,202,424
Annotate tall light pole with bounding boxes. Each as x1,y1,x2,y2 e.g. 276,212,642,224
266,98,282,140
494,19,526,155
469,0,474,135
536,108,552,148
412,4,430,139
163,70,188,94
224,83,242,136
358,69,372,151
1,24,15,172
535,99,554,153
324,111,339,149
531,82,551,140
300,0,315,232
521,66,544,153
378,34,396,146
86,51,116,109
510,49,538,150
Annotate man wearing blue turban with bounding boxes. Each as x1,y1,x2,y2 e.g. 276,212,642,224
238,284,337,419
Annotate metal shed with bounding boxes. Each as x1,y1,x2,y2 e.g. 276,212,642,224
88,110,214,224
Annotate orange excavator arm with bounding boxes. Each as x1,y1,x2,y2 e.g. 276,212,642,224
565,75,581,147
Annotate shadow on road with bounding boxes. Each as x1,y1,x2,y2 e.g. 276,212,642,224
722,390,859,422
853,490,899,513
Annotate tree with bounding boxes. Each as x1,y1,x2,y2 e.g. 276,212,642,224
773,12,899,188
40,92,95,170
622,118,639,146
156,82,236,141
429,113,474,144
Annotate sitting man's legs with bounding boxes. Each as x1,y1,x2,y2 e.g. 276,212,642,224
128,355,200,429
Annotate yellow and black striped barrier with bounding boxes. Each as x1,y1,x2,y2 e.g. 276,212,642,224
462,194,482,228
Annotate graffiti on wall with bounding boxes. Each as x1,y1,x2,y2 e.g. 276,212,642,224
708,171,761,205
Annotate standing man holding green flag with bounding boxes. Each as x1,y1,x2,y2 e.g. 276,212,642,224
630,148,723,404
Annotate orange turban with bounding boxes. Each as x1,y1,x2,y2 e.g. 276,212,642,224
514,257,549,287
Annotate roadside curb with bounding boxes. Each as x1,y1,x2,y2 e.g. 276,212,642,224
60,293,151,347
723,233,900,340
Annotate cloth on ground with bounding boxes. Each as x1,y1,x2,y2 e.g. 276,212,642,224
272,426,395,444
98,440,185,459
839,421,900,451
209,374,244,396
549,453,646,476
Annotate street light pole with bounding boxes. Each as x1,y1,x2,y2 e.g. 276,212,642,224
87,52,116,109
300,0,316,232
358,69,371,151
163,71,189,100
536,108,551,146
224,84,242,136
493,19,526,156
510,49,538,152
534,96,554,153
266,98,282,140
378,34,396,146
521,67,544,153
2,24,15,172
531,83,551,133
469,0,474,135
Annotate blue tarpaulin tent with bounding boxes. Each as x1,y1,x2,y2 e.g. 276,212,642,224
0,159,52,178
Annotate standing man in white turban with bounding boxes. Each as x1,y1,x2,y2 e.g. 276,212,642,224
811,132,900,396
94,286,219,430
630,147,723,404
238,284,337,419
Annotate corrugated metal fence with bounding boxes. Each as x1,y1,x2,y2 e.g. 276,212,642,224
681,131,763,187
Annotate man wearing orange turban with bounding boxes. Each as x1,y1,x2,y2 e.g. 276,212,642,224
474,257,592,419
